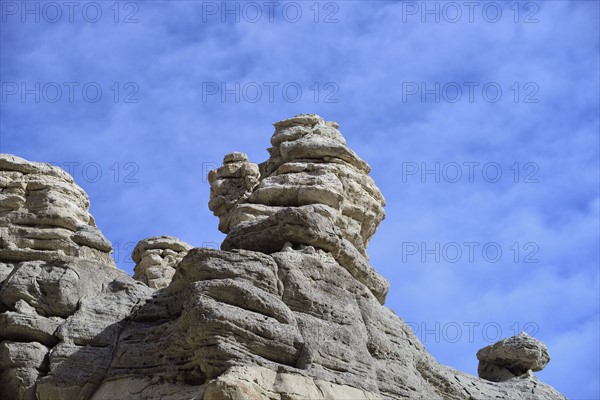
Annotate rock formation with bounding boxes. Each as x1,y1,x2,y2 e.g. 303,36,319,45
476,332,551,382
0,155,114,266
0,115,566,399
132,236,192,289
209,114,388,303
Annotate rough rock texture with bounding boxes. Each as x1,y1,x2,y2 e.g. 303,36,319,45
477,332,551,382
208,152,260,233
0,116,566,400
132,236,192,289
0,155,153,400
0,256,152,400
0,154,114,266
210,114,388,304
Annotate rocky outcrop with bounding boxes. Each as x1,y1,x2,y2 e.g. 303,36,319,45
132,236,192,289
477,332,551,382
0,154,114,266
208,152,260,233
210,114,388,303
0,258,152,400
0,154,152,400
0,340,49,400
85,246,565,400
0,116,567,400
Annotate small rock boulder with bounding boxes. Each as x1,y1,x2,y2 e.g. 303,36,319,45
477,332,551,382
132,236,193,289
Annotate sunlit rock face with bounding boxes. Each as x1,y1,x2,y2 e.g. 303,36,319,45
0,154,114,266
0,119,566,400
477,332,551,382
209,114,388,304
132,236,192,289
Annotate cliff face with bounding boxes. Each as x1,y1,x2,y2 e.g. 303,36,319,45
0,115,566,400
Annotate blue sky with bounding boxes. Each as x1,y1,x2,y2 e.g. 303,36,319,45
1,1,598,398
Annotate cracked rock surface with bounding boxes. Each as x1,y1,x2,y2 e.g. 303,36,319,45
0,117,566,399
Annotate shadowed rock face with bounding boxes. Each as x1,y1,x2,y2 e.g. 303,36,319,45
0,116,566,400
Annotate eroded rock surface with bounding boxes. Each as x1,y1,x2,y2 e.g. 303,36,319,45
477,332,551,382
0,154,153,400
0,117,566,400
210,115,388,303
0,154,114,266
132,236,192,289
0,258,152,400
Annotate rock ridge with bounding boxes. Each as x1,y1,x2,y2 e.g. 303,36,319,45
0,116,566,400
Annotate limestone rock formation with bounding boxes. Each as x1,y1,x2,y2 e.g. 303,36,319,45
0,154,114,266
132,236,192,289
477,332,551,382
0,116,567,400
210,114,388,304
208,152,260,233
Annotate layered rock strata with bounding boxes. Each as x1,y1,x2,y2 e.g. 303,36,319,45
0,154,114,266
132,236,192,289
209,114,388,303
0,117,566,400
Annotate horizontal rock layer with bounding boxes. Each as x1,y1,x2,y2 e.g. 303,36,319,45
209,115,388,303
0,154,114,266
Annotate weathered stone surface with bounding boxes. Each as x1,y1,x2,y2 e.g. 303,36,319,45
0,118,566,400
477,332,551,382
0,261,13,283
0,258,153,399
36,342,115,400
0,367,44,400
202,365,381,400
132,236,192,289
0,155,153,399
0,341,49,370
92,245,564,400
1,261,82,317
0,336,50,400
0,154,115,266
215,116,384,252
71,226,112,253
211,115,387,303
208,152,261,233
222,206,389,304
0,306,62,346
